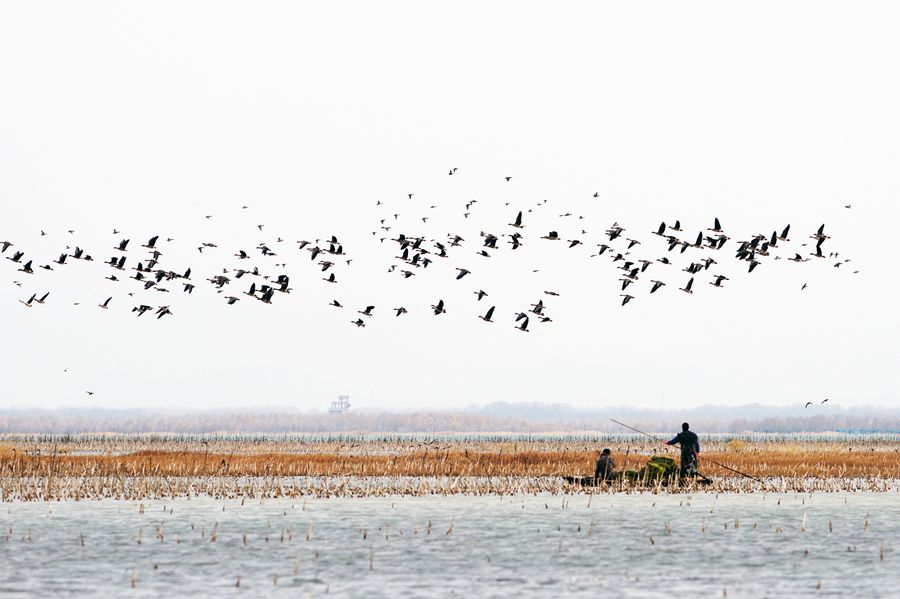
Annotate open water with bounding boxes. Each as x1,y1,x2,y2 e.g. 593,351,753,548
1,490,897,597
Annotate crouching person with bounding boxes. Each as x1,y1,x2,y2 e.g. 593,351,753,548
594,448,616,482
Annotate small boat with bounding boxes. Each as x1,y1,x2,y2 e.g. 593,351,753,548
563,455,713,486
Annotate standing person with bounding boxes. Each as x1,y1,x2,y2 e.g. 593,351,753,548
594,448,616,482
666,422,700,478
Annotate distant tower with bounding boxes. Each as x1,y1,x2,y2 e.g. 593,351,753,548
329,394,351,414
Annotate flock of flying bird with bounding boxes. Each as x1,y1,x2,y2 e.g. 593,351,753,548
368,174,853,329
3,172,854,335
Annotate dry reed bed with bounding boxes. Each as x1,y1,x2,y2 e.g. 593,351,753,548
1,435,898,500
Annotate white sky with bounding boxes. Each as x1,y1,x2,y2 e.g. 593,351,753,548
1,2,898,411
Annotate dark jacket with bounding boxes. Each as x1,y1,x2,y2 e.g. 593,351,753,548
595,454,616,480
667,431,700,461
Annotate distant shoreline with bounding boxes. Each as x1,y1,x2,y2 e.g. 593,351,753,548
2,403,899,435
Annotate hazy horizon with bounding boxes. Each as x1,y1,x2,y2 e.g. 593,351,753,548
3,401,899,435
3,399,898,415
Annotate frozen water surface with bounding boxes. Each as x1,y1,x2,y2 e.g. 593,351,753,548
1,490,898,597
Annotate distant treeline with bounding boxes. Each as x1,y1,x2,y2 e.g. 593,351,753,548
0,406,898,434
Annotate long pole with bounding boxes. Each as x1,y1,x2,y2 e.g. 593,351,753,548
610,419,764,484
